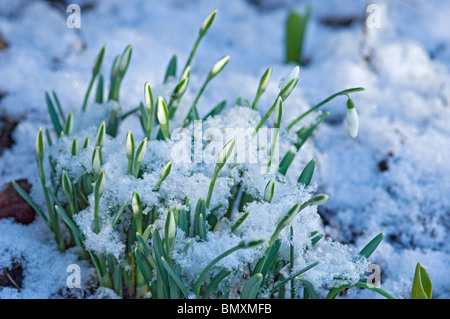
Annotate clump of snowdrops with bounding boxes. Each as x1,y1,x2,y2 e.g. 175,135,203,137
13,9,395,299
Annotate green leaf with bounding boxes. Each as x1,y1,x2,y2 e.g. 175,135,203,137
195,239,265,298
153,230,170,290
160,256,189,299
269,261,320,294
95,73,104,104
135,249,154,289
327,282,395,299
111,201,128,228
52,91,65,124
164,55,177,83
252,67,272,110
298,278,319,299
12,181,49,227
203,100,227,120
202,269,231,299
93,45,106,76
45,92,63,136
136,233,157,269
298,158,316,186
411,263,432,299
359,233,384,259
260,238,281,277
193,198,206,237
278,150,296,176
64,111,73,136
285,5,311,65
199,213,207,241
54,205,84,242
241,273,263,299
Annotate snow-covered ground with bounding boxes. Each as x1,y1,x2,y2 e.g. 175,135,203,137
1,0,449,298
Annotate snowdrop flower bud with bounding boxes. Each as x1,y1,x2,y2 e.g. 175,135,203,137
144,82,154,113
278,66,299,101
173,76,189,99
126,131,134,159
166,208,177,240
303,194,329,208
181,65,191,81
157,96,169,140
160,160,172,181
135,138,147,164
264,180,275,203
209,55,230,80
346,98,359,138
258,67,272,95
92,146,102,176
132,191,141,216
240,238,266,248
36,128,45,160
200,9,218,36
95,121,105,148
155,160,172,191
217,138,235,165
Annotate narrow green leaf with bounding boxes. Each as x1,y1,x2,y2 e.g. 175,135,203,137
359,233,385,259
111,201,128,228
160,256,189,298
45,92,63,136
54,205,84,241
164,55,177,83
298,158,316,186
285,5,311,65
203,100,227,120
95,73,104,104
411,263,432,299
241,273,263,299
269,261,320,294
12,181,49,227
202,269,231,299
52,91,65,124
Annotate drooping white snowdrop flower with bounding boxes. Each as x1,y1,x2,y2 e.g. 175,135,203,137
346,98,359,138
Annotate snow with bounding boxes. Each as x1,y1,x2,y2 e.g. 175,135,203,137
1,0,450,299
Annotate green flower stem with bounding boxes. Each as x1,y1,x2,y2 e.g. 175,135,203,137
94,196,100,234
266,128,279,173
82,76,96,112
181,36,202,79
252,97,279,137
286,87,364,131
194,244,241,298
37,159,64,251
182,78,208,128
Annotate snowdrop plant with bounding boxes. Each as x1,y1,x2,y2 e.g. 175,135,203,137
13,9,396,299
